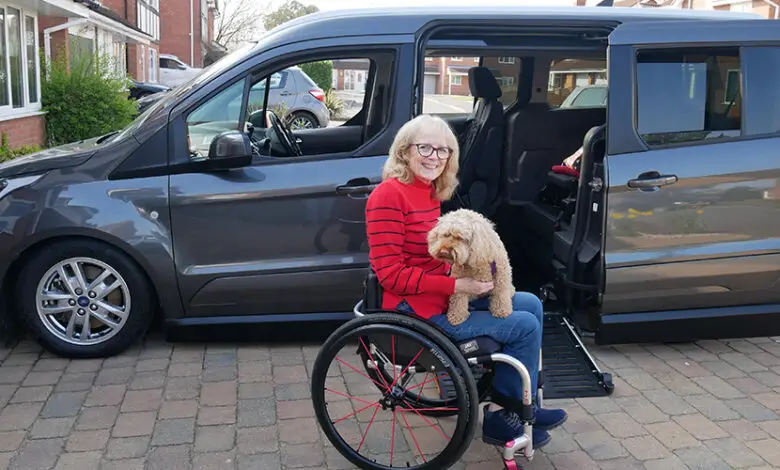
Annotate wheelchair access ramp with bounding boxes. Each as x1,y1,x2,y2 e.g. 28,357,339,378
437,312,613,401
540,313,613,399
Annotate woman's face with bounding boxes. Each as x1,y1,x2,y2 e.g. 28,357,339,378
406,129,452,183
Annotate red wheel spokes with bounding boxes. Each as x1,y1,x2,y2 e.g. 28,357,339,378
333,401,380,424
335,356,387,390
356,404,380,453
359,338,392,392
401,397,451,441
400,407,426,463
324,387,376,406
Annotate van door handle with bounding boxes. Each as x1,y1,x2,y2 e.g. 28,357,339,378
628,172,678,190
336,178,379,195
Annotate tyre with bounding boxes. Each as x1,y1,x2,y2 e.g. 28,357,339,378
17,239,156,358
311,313,479,469
288,111,319,129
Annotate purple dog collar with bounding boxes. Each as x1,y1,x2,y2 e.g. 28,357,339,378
491,261,497,276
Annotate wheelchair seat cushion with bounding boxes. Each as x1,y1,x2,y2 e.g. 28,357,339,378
457,336,503,359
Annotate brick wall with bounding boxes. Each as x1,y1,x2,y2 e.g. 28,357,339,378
0,115,46,148
160,0,203,67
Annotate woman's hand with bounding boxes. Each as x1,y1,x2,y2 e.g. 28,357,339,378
455,278,494,296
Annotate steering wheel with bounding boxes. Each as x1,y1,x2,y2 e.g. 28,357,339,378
268,111,303,157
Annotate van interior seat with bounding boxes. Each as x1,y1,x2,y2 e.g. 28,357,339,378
506,106,606,203
447,66,505,218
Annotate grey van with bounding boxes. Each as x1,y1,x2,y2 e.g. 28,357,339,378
0,5,777,359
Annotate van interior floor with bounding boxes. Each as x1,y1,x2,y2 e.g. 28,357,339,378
437,312,614,401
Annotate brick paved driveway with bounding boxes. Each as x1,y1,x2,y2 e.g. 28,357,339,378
0,328,779,469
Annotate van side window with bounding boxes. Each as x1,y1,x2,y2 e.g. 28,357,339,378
636,47,741,147
548,58,607,109
742,46,780,137
420,54,522,117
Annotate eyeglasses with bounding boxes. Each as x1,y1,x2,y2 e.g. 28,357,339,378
410,143,453,160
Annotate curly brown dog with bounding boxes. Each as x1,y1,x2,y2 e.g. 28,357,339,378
427,208,515,326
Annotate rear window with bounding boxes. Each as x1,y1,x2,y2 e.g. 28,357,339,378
548,58,607,109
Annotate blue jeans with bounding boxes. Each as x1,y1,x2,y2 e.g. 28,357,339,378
424,292,544,403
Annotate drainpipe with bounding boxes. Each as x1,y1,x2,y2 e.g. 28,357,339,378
190,0,195,66
43,18,88,71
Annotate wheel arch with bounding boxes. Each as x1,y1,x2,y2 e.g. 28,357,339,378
3,230,166,322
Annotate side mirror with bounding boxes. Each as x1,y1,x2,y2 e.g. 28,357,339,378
206,130,252,169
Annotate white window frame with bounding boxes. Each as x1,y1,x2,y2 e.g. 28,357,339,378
148,48,157,82
450,74,462,85
450,57,463,61
0,3,41,116
137,0,160,41
498,57,515,64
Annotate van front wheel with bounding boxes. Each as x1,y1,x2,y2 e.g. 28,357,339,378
17,239,155,358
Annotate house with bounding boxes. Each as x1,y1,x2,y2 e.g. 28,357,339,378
159,0,222,69
612,0,779,18
0,0,159,148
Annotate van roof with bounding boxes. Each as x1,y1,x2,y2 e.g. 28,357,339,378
258,5,762,51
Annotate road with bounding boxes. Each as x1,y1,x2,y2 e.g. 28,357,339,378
330,91,474,126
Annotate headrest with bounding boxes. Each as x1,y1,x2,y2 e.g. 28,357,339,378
468,67,502,100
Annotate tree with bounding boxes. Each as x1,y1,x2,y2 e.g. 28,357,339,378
214,0,266,50
262,0,319,31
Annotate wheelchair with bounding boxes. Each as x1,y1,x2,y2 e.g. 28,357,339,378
310,270,546,470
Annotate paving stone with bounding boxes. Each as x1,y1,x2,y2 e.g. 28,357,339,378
668,360,713,378
540,428,579,454
720,353,767,374
105,436,149,460
700,361,747,380
159,400,198,419
594,412,647,439
692,376,744,400
11,437,63,469
683,394,741,421
572,430,627,460
76,406,119,430
238,452,281,470
280,442,324,468
146,444,191,470
279,417,320,444
168,363,202,377
560,404,603,434
238,382,274,400
614,396,668,424
724,397,779,422
575,397,621,415
237,347,269,362
30,417,75,439
112,412,156,438
0,367,31,385
751,392,780,411
94,367,133,386
642,454,691,470
40,392,87,419
66,430,109,452
120,389,162,413
703,437,767,468
201,381,237,407
672,344,719,363
757,420,780,439
0,431,25,452
236,426,279,454
753,371,780,388
745,438,780,466
275,382,311,401
621,435,672,461
273,365,308,385
598,457,644,470
547,450,600,470
99,457,146,470
198,406,236,426
151,417,195,446
720,418,770,442
644,421,700,450
613,368,665,391
194,424,235,452
128,371,166,390
277,399,315,419
0,402,43,430
728,377,772,395
55,373,95,393
654,370,706,396
54,450,102,470
202,366,237,382
674,445,733,470
10,386,53,404
642,389,698,416
672,413,729,440
237,398,276,428
193,450,236,470
84,385,126,408
23,371,63,387
164,377,200,401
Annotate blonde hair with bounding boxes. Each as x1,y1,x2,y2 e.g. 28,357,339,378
382,114,460,201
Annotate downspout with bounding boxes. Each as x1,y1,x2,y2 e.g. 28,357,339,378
43,18,88,75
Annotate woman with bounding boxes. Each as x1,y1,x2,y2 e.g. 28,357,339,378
365,114,567,449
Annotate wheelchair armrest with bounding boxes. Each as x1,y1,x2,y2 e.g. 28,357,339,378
363,268,384,312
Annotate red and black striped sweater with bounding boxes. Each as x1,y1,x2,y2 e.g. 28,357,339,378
365,176,456,319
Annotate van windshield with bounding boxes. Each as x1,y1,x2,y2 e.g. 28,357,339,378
110,42,258,144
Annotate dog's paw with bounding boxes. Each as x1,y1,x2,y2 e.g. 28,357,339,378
490,296,514,319
447,311,469,326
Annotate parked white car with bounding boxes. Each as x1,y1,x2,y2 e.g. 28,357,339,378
159,54,203,87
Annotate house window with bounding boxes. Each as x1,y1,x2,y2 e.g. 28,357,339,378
137,0,160,41
450,75,462,85
498,57,515,64
451,57,463,61
0,5,39,112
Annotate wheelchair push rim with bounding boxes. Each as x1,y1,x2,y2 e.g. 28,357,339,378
311,316,478,469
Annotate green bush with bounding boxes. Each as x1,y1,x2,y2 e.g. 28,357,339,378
0,132,42,162
41,50,138,147
299,60,333,93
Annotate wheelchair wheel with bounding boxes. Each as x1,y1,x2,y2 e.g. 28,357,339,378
311,313,479,469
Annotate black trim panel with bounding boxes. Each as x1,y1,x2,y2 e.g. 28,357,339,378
595,303,780,345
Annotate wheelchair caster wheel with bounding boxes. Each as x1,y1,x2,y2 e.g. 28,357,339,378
504,459,522,470
601,372,615,395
